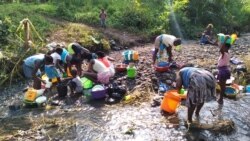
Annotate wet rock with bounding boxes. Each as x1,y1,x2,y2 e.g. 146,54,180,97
166,80,172,85
136,81,141,85
110,40,116,48
151,96,163,107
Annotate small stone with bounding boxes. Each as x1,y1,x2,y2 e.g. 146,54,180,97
166,80,172,85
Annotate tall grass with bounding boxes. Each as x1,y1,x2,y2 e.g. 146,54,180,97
0,3,56,37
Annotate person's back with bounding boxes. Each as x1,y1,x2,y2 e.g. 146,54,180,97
24,54,45,68
179,67,199,89
98,57,111,68
44,55,60,80
159,34,176,47
50,52,61,65
93,59,109,73
68,43,90,55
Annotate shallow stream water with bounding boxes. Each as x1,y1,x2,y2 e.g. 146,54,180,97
1,79,250,141
1,42,250,141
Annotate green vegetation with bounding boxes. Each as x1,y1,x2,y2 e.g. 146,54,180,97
50,0,250,37
0,0,250,85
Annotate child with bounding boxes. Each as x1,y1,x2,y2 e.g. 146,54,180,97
99,8,107,28
176,67,216,123
217,35,231,105
44,55,61,84
68,69,83,96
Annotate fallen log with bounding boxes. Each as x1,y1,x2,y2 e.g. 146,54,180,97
187,120,235,134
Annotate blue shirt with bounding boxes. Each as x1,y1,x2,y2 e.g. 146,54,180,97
180,67,199,89
45,65,60,79
61,48,69,63
24,54,45,68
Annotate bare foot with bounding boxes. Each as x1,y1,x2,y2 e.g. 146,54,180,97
217,99,224,105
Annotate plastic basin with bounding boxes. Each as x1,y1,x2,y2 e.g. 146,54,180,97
161,90,181,113
225,86,237,98
80,77,93,89
154,65,170,72
91,85,107,99
158,62,169,67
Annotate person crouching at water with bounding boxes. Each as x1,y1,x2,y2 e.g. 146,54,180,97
152,34,181,64
175,67,216,124
54,47,83,76
82,51,115,84
23,54,50,89
44,55,61,84
68,69,83,96
217,35,231,105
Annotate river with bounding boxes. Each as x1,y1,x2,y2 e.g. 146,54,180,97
0,39,250,140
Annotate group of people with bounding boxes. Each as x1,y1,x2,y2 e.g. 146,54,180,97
153,29,234,124
22,23,234,124
22,42,115,96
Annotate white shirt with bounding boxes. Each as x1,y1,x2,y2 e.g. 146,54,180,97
72,76,83,93
93,59,109,73
50,52,61,64
155,34,176,48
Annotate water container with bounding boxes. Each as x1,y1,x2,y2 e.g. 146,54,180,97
246,85,250,93
35,96,47,106
24,88,37,102
161,90,181,113
67,43,75,55
67,67,72,77
127,65,136,78
80,77,93,89
56,83,68,97
231,34,237,44
133,51,139,61
122,50,133,61
83,89,92,100
225,86,237,98
158,62,169,67
179,88,185,94
122,50,139,61
91,85,107,99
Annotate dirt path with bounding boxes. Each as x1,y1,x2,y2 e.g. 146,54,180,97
46,17,147,47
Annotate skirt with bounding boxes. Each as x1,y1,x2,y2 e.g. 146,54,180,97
186,70,216,107
97,71,112,84
217,66,231,81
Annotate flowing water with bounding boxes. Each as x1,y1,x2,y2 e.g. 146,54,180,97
1,40,250,140
1,82,250,141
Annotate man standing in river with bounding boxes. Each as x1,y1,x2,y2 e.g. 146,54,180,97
152,34,181,64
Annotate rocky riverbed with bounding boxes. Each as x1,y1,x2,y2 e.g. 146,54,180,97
0,34,250,141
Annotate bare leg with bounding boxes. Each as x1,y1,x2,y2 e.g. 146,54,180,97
33,77,41,90
218,80,226,104
195,102,204,117
188,102,196,123
166,46,173,62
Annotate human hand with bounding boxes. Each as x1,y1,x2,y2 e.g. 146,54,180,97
41,80,46,84
171,82,176,88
